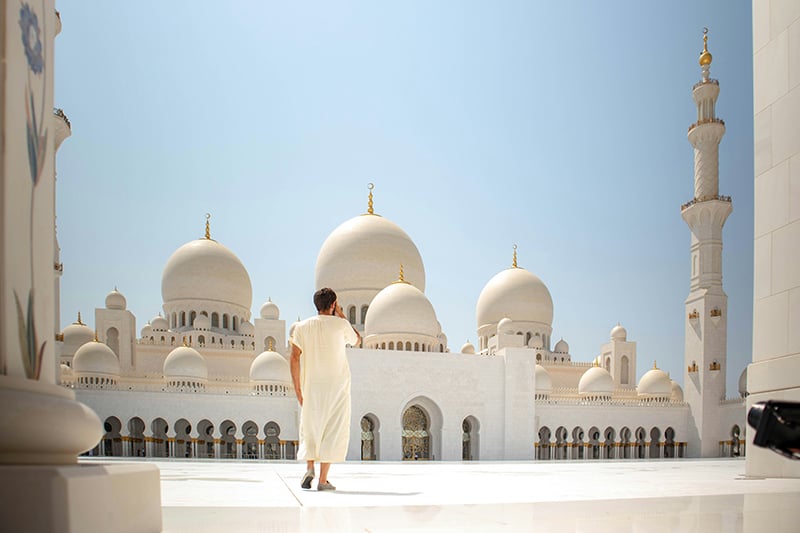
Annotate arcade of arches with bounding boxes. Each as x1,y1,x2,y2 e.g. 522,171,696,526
90,416,297,460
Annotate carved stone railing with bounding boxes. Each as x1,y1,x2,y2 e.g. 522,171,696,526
681,194,732,211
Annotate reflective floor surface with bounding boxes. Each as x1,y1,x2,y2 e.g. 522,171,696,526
86,458,800,532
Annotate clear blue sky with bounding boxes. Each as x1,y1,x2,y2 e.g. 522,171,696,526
55,1,754,395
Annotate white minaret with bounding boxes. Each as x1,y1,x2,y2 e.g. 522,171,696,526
681,29,731,458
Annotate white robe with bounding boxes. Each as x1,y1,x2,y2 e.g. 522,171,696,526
290,315,358,462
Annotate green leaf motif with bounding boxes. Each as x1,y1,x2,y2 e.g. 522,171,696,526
13,289,45,380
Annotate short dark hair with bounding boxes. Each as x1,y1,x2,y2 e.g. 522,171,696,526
314,288,337,312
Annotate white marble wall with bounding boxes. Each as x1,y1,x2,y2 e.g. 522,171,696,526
747,0,800,478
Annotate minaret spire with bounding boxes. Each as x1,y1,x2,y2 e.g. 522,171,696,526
682,28,731,458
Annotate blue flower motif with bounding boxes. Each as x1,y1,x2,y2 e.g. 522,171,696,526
19,3,43,75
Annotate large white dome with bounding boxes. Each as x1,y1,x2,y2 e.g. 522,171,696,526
62,316,94,354
162,238,252,311
365,281,440,338
73,341,120,377
315,214,425,293
476,267,553,328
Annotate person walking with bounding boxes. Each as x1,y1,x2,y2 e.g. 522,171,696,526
290,287,360,491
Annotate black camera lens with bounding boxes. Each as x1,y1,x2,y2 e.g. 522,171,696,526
747,401,765,430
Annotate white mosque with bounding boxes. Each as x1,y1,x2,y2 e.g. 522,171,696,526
57,33,747,463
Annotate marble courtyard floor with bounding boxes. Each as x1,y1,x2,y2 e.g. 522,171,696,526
86,457,800,532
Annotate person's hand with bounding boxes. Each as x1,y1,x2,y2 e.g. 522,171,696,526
334,303,344,318
295,388,303,406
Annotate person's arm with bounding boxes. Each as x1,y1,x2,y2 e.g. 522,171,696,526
334,303,361,347
290,342,303,406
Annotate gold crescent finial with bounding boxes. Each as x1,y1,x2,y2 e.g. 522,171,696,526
699,27,712,67
512,244,518,268
367,183,375,215
398,263,405,282
268,338,274,351
94,330,99,342
183,336,188,347
653,360,658,369
76,311,83,325
205,213,211,240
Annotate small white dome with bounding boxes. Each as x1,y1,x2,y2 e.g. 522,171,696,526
497,317,514,335
163,346,208,381
528,335,544,349
193,314,211,330
461,341,475,354
365,281,440,338
671,380,684,402
240,320,254,336
611,323,627,341
476,267,554,329
73,341,120,377
578,365,614,395
250,350,291,382
535,364,552,393
141,323,153,337
60,363,72,374
151,315,169,331
554,339,569,353
62,317,94,352
638,365,672,396
738,367,748,398
105,288,127,310
260,299,280,319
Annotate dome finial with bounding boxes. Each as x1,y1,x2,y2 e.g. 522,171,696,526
76,311,83,325
183,336,188,347
94,330,99,342
512,244,518,268
367,183,375,215
398,263,405,283
204,213,211,240
653,360,658,369
268,338,274,351
699,27,712,68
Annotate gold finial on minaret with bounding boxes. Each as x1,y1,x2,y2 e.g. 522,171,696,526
512,244,518,268
699,27,712,67
268,338,274,351
204,213,211,239
76,311,83,325
367,183,375,215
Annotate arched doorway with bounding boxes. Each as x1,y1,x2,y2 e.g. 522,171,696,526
128,417,146,457
174,419,193,458
220,420,237,458
242,421,259,459
620,427,632,459
103,417,123,456
106,327,119,356
649,427,661,458
731,425,741,457
603,427,616,459
635,427,647,459
151,418,169,458
588,427,601,459
197,419,215,458
360,415,378,461
538,426,551,460
264,422,281,459
462,416,479,461
664,427,676,458
571,427,585,459
555,426,568,460
402,405,430,461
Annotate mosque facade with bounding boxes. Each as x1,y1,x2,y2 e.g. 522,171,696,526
58,36,747,463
